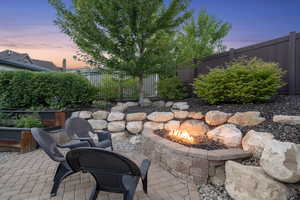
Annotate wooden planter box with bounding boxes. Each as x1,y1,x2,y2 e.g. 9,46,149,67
0,127,37,153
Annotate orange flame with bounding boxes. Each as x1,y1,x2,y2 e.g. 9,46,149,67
168,129,194,144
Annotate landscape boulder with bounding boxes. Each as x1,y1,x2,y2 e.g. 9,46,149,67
207,124,242,148
173,110,189,119
125,102,139,107
140,98,152,107
107,121,126,132
144,122,164,130
188,112,204,120
126,112,147,121
225,161,288,200
107,112,125,121
152,100,165,107
260,140,300,183
172,102,189,110
126,121,143,134
179,120,209,137
111,104,127,112
242,130,274,157
92,110,109,120
147,112,174,122
165,101,174,107
205,111,231,126
88,119,107,130
164,120,181,131
78,111,92,119
228,111,265,126
273,115,300,125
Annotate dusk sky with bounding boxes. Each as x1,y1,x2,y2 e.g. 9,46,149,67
1,0,300,68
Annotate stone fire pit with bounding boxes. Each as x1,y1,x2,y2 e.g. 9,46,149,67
140,128,251,184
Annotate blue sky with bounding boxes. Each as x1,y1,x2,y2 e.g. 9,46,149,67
0,0,299,67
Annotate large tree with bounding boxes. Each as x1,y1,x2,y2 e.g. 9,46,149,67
49,0,192,104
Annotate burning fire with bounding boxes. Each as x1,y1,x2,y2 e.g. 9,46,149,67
168,129,194,144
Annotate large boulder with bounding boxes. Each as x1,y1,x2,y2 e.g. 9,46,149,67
140,98,152,107
107,112,125,121
92,110,109,120
147,112,174,122
125,102,139,107
260,140,300,183
79,111,92,119
164,120,180,131
88,120,107,130
144,122,164,130
172,102,189,110
207,124,242,148
228,111,265,126
188,112,204,120
179,120,209,137
126,112,147,121
273,115,300,125
107,121,126,132
126,121,143,134
205,111,231,126
173,110,189,119
225,161,288,200
242,130,274,158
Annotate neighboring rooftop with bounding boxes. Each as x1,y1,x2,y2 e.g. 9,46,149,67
0,50,62,72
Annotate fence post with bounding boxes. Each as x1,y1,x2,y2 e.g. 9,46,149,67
229,48,235,60
288,31,296,95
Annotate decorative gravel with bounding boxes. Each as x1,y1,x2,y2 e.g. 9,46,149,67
198,184,232,200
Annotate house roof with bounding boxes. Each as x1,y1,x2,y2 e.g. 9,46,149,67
0,50,62,72
0,58,52,71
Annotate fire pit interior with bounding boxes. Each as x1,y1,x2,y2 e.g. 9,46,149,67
154,129,227,150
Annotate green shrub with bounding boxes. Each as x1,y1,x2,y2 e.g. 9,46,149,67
157,76,186,100
0,70,97,109
16,114,43,128
97,76,138,100
193,57,285,104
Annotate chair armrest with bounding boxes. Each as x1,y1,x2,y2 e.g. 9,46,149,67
139,159,151,194
95,130,112,142
72,138,94,147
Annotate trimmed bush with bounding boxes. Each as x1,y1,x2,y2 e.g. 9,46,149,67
157,76,186,100
193,57,285,104
0,70,96,109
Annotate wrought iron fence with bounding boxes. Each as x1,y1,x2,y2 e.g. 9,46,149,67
78,70,158,100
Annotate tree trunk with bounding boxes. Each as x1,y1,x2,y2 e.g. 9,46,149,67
138,74,145,106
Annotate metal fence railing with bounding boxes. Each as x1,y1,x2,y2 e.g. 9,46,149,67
78,70,158,100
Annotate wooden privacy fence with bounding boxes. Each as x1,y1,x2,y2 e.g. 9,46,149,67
178,31,300,95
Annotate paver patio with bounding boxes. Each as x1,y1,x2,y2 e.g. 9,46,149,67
0,145,200,200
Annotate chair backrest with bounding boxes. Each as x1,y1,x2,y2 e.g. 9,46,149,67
66,148,141,176
65,117,93,139
31,128,65,162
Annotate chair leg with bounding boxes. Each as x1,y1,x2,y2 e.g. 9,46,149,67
89,185,100,200
51,163,73,197
124,191,134,200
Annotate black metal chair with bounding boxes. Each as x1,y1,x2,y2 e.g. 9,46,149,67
66,147,151,200
62,117,113,151
31,128,76,197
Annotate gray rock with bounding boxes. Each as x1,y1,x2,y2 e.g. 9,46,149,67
153,100,165,108
172,102,189,110
107,112,125,121
92,110,109,120
207,124,242,148
126,121,143,134
260,140,300,183
78,111,92,119
147,112,174,122
165,101,174,107
273,115,300,125
126,112,147,121
107,121,126,132
88,119,107,130
140,98,152,107
225,161,288,200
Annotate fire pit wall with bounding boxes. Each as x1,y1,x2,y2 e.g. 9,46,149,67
140,128,251,184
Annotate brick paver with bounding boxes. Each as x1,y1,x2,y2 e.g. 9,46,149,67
0,147,200,200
